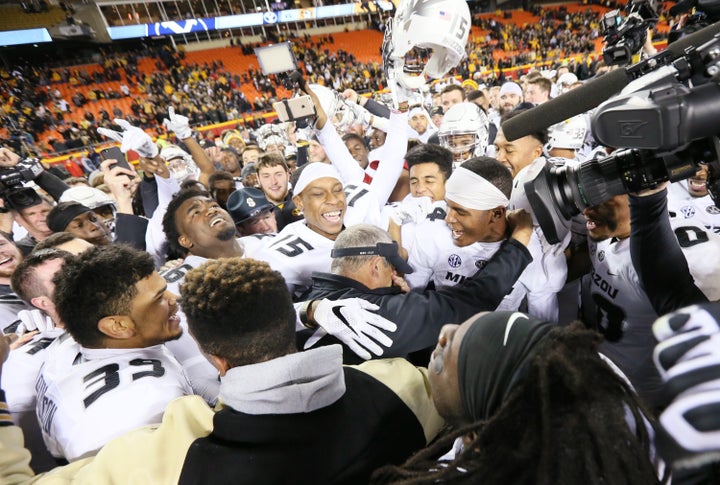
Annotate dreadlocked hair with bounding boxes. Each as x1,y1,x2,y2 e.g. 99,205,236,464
372,323,666,485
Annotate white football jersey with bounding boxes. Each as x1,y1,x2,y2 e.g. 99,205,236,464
583,237,662,406
508,158,570,321
2,328,64,414
36,344,192,461
254,193,381,298
343,182,384,228
239,233,275,255
253,220,336,299
667,181,720,235
0,286,32,335
666,217,720,301
407,220,565,320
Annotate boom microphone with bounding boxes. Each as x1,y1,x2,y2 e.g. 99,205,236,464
501,20,720,142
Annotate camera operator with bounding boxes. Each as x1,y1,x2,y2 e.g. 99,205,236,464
0,148,70,256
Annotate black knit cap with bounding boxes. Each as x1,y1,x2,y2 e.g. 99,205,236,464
458,311,554,422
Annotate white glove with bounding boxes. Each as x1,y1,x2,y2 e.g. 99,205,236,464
98,119,159,158
345,100,389,131
15,309,56,335
162,106,192,140
652,303,720,469
304,298,397,360
388,196,434,226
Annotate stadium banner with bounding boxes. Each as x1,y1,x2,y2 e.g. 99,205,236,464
215,13,264,29
150,18,215,36
0,28,52,46
108,2,368,39
315,4,355,19
107,24,148,40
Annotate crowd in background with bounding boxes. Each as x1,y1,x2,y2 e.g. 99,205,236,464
0,0,681,158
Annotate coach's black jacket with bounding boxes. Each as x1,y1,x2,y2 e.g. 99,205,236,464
301,238,533,362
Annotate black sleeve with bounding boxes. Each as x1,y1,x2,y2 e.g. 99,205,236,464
114,213,148,250
629,190,708,314
296,143,309,168
34,171,70,201
139,177,160,219
383,238,534,355
363,98,391,119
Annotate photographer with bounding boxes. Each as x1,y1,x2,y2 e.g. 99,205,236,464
0,148,70,256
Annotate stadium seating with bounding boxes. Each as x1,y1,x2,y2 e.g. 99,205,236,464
0,4,66,31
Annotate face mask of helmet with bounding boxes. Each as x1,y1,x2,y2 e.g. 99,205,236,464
161,146,199,182
254,123,291,151
259,134,287,152
386,0,471,89
307,84,361,134
439,102,490,163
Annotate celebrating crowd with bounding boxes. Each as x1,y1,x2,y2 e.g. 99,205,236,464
0,0,719,483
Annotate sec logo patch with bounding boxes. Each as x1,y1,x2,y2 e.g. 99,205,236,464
681,205,696,218
448,254,462,268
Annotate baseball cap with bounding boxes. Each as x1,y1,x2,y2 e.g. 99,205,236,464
226,187,274,225
47,202,91,233
331,241,414,274
241,163,257,179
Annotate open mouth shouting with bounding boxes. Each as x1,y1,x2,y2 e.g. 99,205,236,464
688,177,708,195
209,215,228,228
322,209,343,224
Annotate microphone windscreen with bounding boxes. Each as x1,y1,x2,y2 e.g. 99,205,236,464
501,20,720,142
501,69,628,141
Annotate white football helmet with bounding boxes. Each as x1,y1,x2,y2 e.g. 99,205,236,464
60,186,118,233
387,0,471,89
254,123,289,152
60,186,116,212
547,115,588,151
160,145,199,182
306,84,361,134
438,102,490,163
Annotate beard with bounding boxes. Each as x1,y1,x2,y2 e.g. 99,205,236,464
217,226,237,241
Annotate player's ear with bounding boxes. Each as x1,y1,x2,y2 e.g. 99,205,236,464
98,316,135,340
491,206,506,221
292,194,303,212
178,234,193,250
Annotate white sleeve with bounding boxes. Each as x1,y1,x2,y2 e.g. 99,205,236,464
405,225,434,289
164,318,220,405
521,228,568,322
316,122,366,185
145,175,181,268
367,111,408,206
